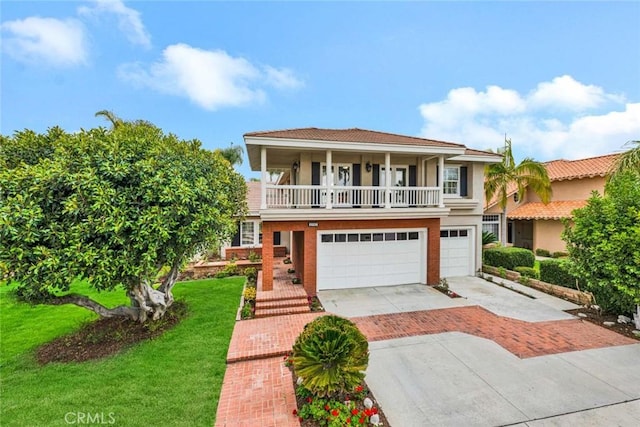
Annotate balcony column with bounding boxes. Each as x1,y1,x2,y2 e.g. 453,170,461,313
438,155,445,208
326,150,332,209
260,146,267,209
385,152,391,208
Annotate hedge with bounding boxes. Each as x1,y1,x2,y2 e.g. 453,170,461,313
514,266,540,280
539,259,579,289
483,247,535,270
535,248,551,257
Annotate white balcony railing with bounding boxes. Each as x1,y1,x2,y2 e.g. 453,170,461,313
264,185,442,209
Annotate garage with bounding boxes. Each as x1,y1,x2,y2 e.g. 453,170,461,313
316,229,426,290
440,228,473,277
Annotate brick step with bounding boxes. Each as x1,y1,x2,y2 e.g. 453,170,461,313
254,305,311,318
256,291,308,302
257,299,309,310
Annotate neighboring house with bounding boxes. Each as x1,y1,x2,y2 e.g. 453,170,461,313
483,153,618,253
244,127,501,295
222,181,289,260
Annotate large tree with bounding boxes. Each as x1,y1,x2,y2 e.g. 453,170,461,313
0,116,246,322
484,138,552,245
563,171,640,321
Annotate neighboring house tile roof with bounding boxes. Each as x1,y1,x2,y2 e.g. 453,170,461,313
507,200,587,220
246,127,496,156
485,153,619,209
545,153,618,181
246,181,261,215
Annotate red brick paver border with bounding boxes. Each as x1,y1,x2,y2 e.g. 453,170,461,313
352,305,637,358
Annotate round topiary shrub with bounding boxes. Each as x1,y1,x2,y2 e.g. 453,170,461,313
291,315,369,398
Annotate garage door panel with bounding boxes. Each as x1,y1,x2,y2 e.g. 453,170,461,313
317,229,426,290
440,228,473,278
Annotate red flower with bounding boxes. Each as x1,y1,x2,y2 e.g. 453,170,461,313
306,397,312,403
372,407,379,414
359,417,365,424
324,404,330,411
346,418,351,424
355,385,363,392
364,409,372,417
331,409,339,416
292,409,297,415
298,417,303,422
351,408,359,415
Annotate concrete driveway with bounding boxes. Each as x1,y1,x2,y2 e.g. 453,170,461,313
318,277,640,426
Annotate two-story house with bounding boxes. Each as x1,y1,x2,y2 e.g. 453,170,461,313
483,153,618,253
244,128,501,296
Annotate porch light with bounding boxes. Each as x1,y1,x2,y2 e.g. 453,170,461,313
366,161,372,172
292,161,299,172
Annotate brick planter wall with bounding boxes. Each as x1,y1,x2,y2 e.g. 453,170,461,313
224,246,287,260
182,260,262,280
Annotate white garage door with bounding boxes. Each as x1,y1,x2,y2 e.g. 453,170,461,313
440,228,473,277
317,229,426,290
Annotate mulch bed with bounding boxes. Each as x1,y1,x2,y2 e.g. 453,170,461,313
36,301,187,365
566,307,640,341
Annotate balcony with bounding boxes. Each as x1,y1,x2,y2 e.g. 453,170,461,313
264,184,442,209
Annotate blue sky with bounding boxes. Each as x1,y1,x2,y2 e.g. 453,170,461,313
2,1,639,179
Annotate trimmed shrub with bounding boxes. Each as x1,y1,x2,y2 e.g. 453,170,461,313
243,267,258,283
539,259,579,289
535,248,551,257
514,266,539,280
291,315,369,398
483,247,535,270
552,251,569,258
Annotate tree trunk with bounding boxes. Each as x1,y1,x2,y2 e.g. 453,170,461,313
49,264,181,323
501,207,508,246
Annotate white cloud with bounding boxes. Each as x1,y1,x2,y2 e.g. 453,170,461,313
118,43,303,110
264,65,305,90
78,0,151,48
1,17,88,67
419,76,640,161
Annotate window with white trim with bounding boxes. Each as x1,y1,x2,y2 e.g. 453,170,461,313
443,166,460,195
240,220,261,246
482,214,500,238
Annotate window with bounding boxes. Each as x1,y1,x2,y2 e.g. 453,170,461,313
347,233,359,242
241,221,255,246
321,234,333,243
482,214,500,239
360,233,372,242
408,232,419,240
443,166,459,195
373,233,384,241
335,234,346,242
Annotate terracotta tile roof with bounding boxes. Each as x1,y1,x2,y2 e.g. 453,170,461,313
507,200,587,220
485,153,619,209
244,127,466,149
246,181,261,214
545,153,619,181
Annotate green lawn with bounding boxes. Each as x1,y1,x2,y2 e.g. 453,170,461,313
0,277,243,426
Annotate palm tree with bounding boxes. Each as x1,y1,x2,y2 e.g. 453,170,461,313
484,138,552,245
610,140,640,177
216,143,244,166
95,110,124,128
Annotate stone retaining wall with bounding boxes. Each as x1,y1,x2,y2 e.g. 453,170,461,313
482,264,593,306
